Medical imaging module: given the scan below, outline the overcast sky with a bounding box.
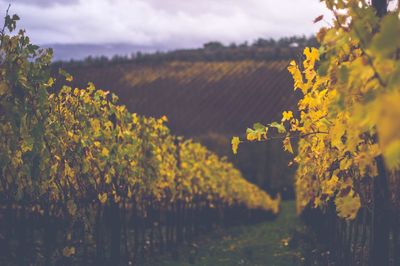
[1,0,332,49]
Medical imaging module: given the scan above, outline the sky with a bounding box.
[0,0,333,49]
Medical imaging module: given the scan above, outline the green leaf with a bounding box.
[268,122,286,134]
[370,14,400,58]
[59,68,73,82]
[253,122,265,131]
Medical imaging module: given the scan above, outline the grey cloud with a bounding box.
[1,0,332,47]
[4,0,78,7]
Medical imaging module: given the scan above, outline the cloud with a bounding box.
[0,0,331,48]
[5,0,78,7]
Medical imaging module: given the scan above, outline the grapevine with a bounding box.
[0,12,279,264]
[233,0,400,220]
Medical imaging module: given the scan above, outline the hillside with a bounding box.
[45,43,162,61]
[51,36,316,63]
[63,58,298,193]
[67,60,299,137]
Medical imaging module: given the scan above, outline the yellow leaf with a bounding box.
[21,141,33,153]
[132,113,139,124]
[114,194,121,203]
[105,174,112,184]
[98,193,108,204]
[231,137,240,154]
[90,119,101,134]
[303,47,319,67]
[383,140,400,170]
[313,196,322,208]
[322,175,339,197]
[335,190,361,220]
[161,115,168,122]
[246,128,266,141]
[64,163,75,178]
[45,78,54,88]
[247,131,257,141]
[288,58,305,93]
[62,246,75,257]
[127,187,132,198]
[339,157,352,171]
[283,137,294,154]
[101,148,109,157]
[67,200,77,216]
[330,120,346,148]
[282,111,293,122]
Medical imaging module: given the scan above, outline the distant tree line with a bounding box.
[52,35,317,69]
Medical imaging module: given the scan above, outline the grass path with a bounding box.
[148,201,308,266]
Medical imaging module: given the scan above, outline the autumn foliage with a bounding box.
[0,12,279,264]
[233,0,400,220]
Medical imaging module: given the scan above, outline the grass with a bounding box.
[145,201,311,266]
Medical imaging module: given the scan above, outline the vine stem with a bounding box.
[238,131,329,143]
